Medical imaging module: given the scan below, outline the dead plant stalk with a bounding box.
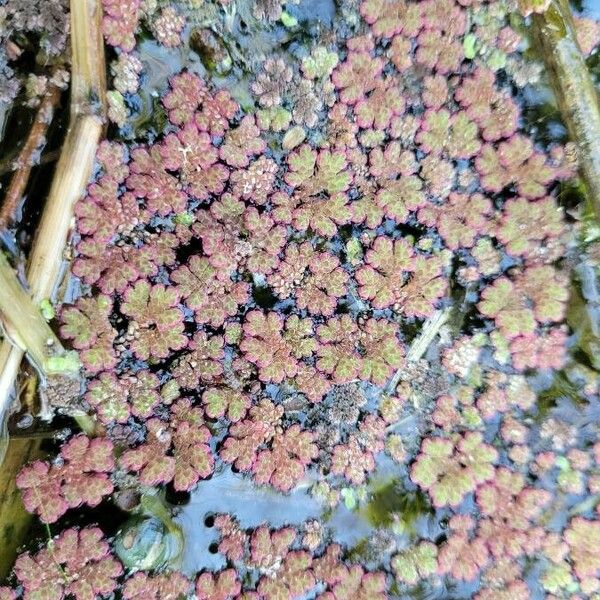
[0,82,62,228]
[0,0,106,436]
[532,0,600,219]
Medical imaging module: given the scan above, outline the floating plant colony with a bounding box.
[2,0,600,598]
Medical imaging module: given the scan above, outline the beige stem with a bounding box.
[385,308,451,395]
[0,0,106,444]
[27,116,103,302]
[69,0,108,120]
[0,0,107,578]
[0,252,80,376]
[533,0,600,219]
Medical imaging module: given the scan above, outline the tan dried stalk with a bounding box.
[0,0,107,577]
[69,0,107,120]
[532,0,600,219]
[0,252,80,377]
[385,308,451,395]
[0,0,107,441]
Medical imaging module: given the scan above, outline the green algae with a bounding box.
[361,478,430,532]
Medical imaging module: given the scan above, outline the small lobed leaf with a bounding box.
[196,569,241,600]
[202,387,251,422]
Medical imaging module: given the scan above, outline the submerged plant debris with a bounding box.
[2,0,600,598]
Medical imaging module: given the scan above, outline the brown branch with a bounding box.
[532,0,600,220]
[0,84,63,229]
[0,149,61,178]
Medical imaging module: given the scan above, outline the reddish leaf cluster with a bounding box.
[316,315,405,385]
[356,237,447,317]
[119,399,214,491]
[172,256,249,327]
[102,0,140,51]
[410,432,498,507]
[158,122,229,201]
[196,569,241,600]
[417,193,492,250]
[14,527,123,600]
[475,468,552,560]
[478,266,569,339]
[268,242,349,315]
[209,518,389,599]
[437,515,489,582]
[123,572,192,599]
[121,281,187,360]
[60,295,118,374]
[476,135,557,199]
[455,67,519,142]
[494,196,565,262]
[17,436,114,523]
[72,230,180,295]
[332,49,384,105]
[280,145,353,236]
[331,435,376,485]
[240,312,314,384]
[564,517,600,594]
[220,399,316,491]
[75,142,140,243]
[171,331,224,389]
[86,370,161,424]
[150,6,186,48]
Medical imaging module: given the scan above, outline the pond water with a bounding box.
[1,0,600,599]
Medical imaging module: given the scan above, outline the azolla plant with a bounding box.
[3,0,600,598]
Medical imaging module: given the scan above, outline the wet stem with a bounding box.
[385,308,451,395]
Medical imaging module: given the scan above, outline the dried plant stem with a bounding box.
[0,83,62,228]
[27,116,103,299]
[406,308,451,362]
[385,308,451,395]
[0,0,106,440]
[0,0,106,576]
[0,252,80,377]
[0,148,61,177]
[532,0,600,220]
[0,345,22,421]
[0,117,102,430]
[69,0,107,120]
